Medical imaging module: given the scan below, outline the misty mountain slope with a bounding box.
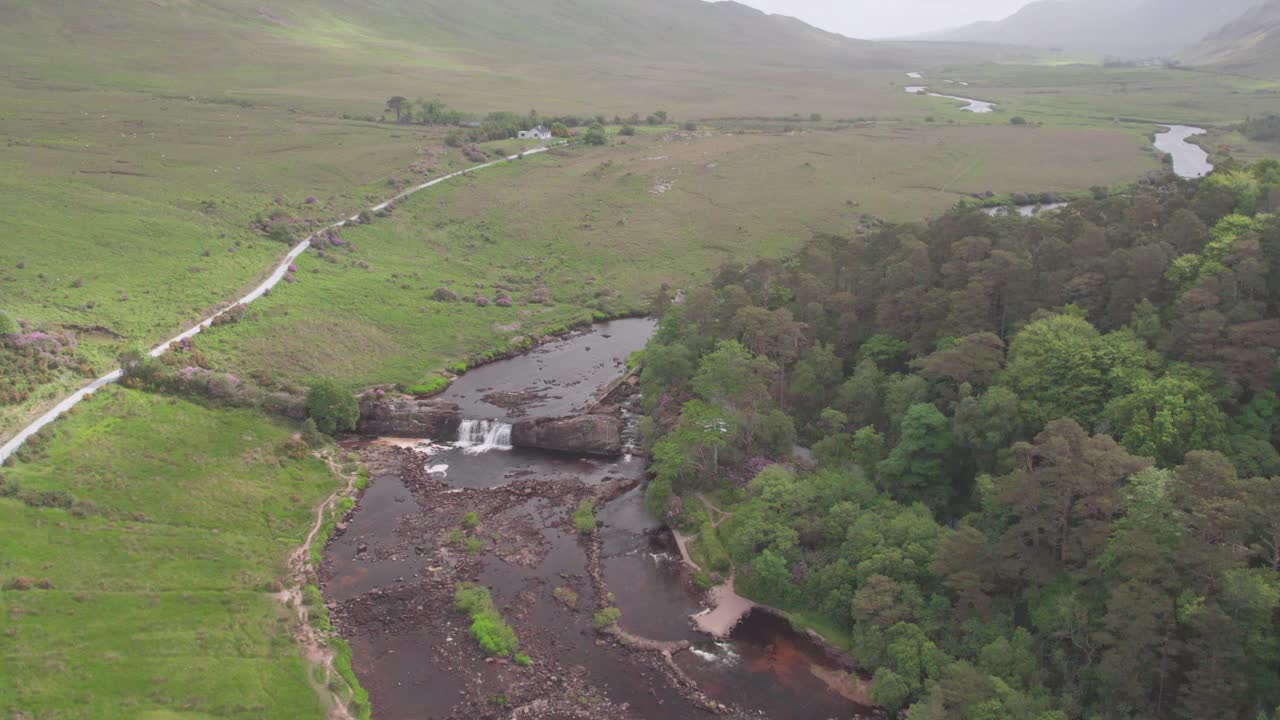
[929,0,1262,58]
[0,0,904,97]
[1182,0,1280,77]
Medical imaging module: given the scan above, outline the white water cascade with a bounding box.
[456,420,513,455]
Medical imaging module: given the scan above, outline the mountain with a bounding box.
[1182,0,1280,77]
[0,0,912,112]
[929,0,1263,58]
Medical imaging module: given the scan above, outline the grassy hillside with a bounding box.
[1182,0,1280,78]
[0,0,911,114]
[0,388,345,719]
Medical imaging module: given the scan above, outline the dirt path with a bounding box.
[0,144,560,464]
[272,450,364,720]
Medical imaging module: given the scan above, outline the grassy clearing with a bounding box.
[916,63,1280,128]
[0,387,339,719]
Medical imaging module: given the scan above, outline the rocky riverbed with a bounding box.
[321,319,877,719]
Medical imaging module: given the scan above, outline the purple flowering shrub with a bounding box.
[2,328,90,405]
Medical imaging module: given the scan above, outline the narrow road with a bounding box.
[0,145,557,464]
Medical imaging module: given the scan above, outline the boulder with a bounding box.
[511,415,622,457]
[357,397,462,438]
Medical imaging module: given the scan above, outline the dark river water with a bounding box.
[324,318,871,719]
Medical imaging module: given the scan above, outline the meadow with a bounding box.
[192,122,1156,391]
[0,388,341,719]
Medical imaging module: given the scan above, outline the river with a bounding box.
[322,319,873,719]
[1154,125,1214,179]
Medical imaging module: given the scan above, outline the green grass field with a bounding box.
[0,388,338,719]
[190,122,1157,391]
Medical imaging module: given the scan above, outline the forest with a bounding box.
[638,160,1280,719]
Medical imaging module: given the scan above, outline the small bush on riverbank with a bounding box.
[454,583,520,657]
[572,498,597,534]
[306,378,358,435]
[404,375,449,396]
[553,585,579,609]
[592,607,621,629]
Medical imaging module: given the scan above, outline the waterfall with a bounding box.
[456,419,513,455]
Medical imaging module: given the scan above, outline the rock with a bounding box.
[475,296,490,307]
[511,415,622,457]
[356,397,462,439]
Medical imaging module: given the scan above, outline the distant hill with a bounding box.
[1181,0,1280,77]
[0,0,918,114]
[928,0,1262,58]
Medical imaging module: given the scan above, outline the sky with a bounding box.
[712,0,1037,39]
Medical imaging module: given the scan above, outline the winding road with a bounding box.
[0,145,557,464]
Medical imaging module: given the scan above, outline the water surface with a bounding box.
[1154,125,1213,179]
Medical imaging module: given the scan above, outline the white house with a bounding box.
[518,125,553,141]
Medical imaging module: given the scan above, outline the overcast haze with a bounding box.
[713,0,1037,38]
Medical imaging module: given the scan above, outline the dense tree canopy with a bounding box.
[638,161,1280,720]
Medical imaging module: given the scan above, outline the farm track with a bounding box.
[0,145,557,464]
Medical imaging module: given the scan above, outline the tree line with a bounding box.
[380,97,678,143]
[637,159,1280,719]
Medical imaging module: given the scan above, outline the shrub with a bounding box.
[1010,116,1028,125]
[306,379,359,435]
[454,584,519,657]
[584,124,607,146]
[514,652,532,667]
[301,418,325,448]
[433,287,459,302]
[553,586,579,609]
[0,312,17,336]
[405,375,449,396]
[463,537,485,556]
[593,607,622,629]
[461,511,480,529]
[572,498,597,534]
[619,125,636,136]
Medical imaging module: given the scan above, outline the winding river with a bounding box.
[901,74,1215,182]
[1154,124,1214,179]
[323,319,872,719]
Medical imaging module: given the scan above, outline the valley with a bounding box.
[3,1,1280,719]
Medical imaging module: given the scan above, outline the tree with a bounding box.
[876,403,953,513]
[638,342,694,406]
[691,340,774,412]
[385,96,408,122]
[836,358,885,430]
[913,333,1004,387]
[1103,374,1228,466]
[584,123,607,146]
[306,379,359,435]
[654,110,668,124]
[996,419,1150,583]
[1003,313,1156,427]
[0,310,16,336]
[953,386,1021,472]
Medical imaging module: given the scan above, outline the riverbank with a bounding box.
[320,320,873,719]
